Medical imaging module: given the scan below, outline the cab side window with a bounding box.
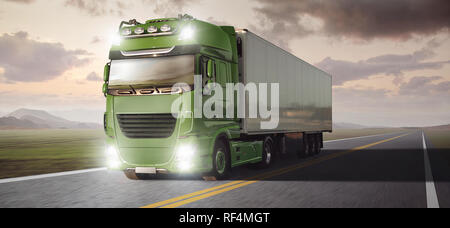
[216,61,230,86]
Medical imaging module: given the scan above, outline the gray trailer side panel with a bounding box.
[238,31,332,134]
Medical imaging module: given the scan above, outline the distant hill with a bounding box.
[422,124,450,130]
[333,122,369,129]
[1,108,102,130]
[0,116,46,129]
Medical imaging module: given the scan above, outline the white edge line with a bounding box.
[324,131,404,143]
[0,167,107,184]
[422,131,440,208]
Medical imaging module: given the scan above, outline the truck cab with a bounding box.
[103,15,331,180]
[103,15,257,179]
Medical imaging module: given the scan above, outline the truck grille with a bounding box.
[117,114,177,138]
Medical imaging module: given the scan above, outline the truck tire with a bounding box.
[310,135,317,156]
[299,134,310,158]
[315,134,322,155]
[211,138,231,180]
[259,136,274,168]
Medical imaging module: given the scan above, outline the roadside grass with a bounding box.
[424,129,450,149]
[323,128,411,141]
[0,129,105,179]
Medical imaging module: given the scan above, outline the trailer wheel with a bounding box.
[310,135,317,156]
[259,136,274,168]
[299,135,310,158]
[315,134,322,155]
[211,138,231,180]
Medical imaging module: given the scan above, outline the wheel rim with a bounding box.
[265,143,272,164]
[215,149,226,174]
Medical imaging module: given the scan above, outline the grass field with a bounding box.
[424,129,450,148]
[323,128,411,141]
[0,129,105,179]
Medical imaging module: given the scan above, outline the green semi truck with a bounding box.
[103,15,332,180]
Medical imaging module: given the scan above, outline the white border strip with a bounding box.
[0,167,107,184]
[422,132,440,208]
[324,132,402,143]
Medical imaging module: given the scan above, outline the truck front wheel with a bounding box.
[259,136,274,168]
[212,139,231,179]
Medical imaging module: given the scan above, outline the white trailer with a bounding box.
[236,30,332,135]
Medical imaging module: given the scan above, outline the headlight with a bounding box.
[147,25,158,33]
[176,145,195,161]
[160,24,171,32]
[134,27,145,35]
[106,146,121,168]
[179,26,194,40]
[176,145,195,171]
[178,161,192,171]
[121,28,132,36]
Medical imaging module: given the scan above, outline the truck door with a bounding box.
[216,60,232,119]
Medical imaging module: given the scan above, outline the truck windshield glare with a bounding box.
[109,55,194,86]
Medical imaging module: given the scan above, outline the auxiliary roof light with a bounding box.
[160,24,172,32]
[179,26,194,40]
[147,25,158,33]
[134,27,145,35]
[111,33,122,46]
[121,27,132,36]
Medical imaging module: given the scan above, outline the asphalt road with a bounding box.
[0,130,449,208]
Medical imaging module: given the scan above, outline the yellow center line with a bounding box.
[142,132,411,208]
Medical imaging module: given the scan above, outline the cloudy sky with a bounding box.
[0,0,449,127]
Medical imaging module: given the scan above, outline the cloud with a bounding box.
[253,0,450,43]
[145,0,200,17]
[206,17,230,26]
[0,31,91,82]
[90,36,103,44]
[64,0,197,18]
[86,72,102,81]
[3,0,36,4]
[64,0,128,16]
[398,76,450,96]
[315,40,450,85]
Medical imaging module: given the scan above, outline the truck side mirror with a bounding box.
[207,60,213,78]
[102,83,108,97]
[104,63,110,82]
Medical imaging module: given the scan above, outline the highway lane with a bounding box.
[0,131,448,208]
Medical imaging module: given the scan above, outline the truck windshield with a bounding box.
[109,55,194,86]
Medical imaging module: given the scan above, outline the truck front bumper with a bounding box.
[105,135,214,175]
